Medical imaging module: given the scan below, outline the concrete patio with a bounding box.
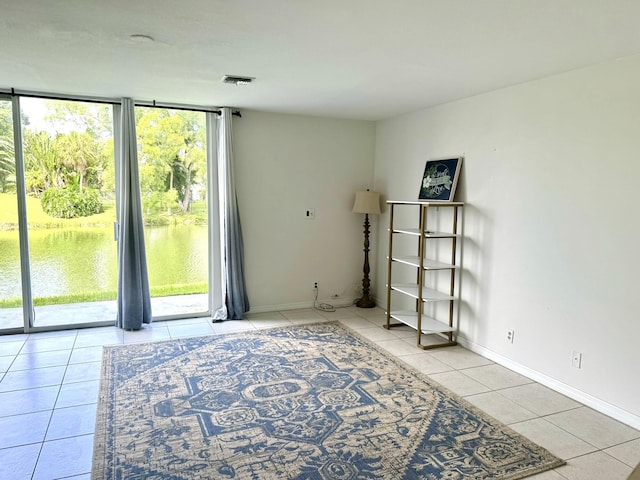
[0,294,208,332]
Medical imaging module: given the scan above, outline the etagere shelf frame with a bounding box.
[384,200,463,349]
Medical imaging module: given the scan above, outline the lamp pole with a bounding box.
[356,213,375,308]
[353,190,380,308]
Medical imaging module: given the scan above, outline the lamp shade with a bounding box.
[352,190,381,215]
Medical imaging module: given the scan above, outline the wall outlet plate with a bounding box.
[572,351,582,369]
[506,330,515,343]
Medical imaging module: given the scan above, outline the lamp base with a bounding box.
[356,295,376,308]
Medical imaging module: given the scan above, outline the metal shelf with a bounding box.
[390,284,455,301]
[391,228,457,238]
[389,311,455,333]
[391,256,456,270]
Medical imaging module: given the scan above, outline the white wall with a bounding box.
[374,55,640,427]
[233,110,376,311]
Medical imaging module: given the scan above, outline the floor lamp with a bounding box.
[353,190,381,308]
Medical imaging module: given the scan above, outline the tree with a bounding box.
[0,137,15,193]
[21,99,113,198]
[0,102,13,139]
[56,131,101,192]
[136,108,206,214]
[0,101,31,193]
[173,111,206,212]
[173,145,205,212]
[100,138,116,197]
[23,131,62,195]
[43,100,112,140]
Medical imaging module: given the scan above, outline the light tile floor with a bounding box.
[0,307,638,480]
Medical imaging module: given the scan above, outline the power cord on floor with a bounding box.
[313,286,358,312]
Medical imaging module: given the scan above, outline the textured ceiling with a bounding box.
[2,0,640,120]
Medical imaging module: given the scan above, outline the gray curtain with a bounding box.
[217,107,249,319]
[115,98,152,329]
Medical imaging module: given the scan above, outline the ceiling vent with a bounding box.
[222,75,255,85]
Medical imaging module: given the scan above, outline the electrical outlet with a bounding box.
[572,351,582,369]
[305,208,315,219]
[506,329,515,343]
[313,282,318,290]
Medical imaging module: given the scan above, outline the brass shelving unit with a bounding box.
[384,200,463,349]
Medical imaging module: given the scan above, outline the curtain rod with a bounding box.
[3,88,120,106]
[0,88,241,117]
[136,100,241,117]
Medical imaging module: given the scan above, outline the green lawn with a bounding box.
[0,192,208,230]
[0,283,208,308]
[0,192,115,230]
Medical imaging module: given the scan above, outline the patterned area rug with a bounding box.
[92,322,563,479]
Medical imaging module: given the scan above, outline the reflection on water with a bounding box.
[0,225,208,299]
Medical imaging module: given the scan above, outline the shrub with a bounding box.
[41,187,103,218]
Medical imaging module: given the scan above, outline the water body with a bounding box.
[0,225,208,300]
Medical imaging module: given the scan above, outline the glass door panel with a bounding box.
[21,98,117,328]
[0,98,23,331]
[135,107,209,317]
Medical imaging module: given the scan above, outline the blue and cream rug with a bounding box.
[92,322,563,479]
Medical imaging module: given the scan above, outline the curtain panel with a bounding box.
[216,107,249,319]
[115,99,152,330]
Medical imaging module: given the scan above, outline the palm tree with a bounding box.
[0,137,16,193]
[56,131,99,192]
[23,131,62,195]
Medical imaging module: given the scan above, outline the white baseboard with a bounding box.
[248,302,313,314]
[249,298,357,315]
[457,335,640,431]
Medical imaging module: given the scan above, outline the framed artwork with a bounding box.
[418,157,463,201]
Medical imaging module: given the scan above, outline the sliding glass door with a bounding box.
[0,97,22,331]
[0,95,213,334]
[135,106,209,318]
[21,97,118,329]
